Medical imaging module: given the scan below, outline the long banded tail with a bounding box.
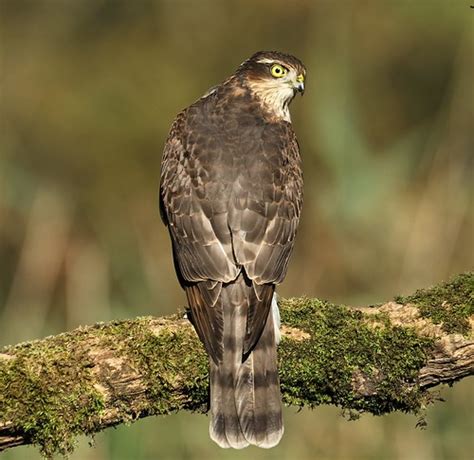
[206,274,283,449]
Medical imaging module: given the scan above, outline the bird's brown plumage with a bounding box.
[159,51,305,448]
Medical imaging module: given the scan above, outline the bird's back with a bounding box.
[159,51,305,449]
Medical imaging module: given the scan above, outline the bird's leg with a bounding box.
[271,293,281,345]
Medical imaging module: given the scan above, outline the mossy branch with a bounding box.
[1,273,473,458]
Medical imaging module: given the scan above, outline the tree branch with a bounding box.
[1,273,473,457]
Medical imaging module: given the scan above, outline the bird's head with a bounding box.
[236,51,306,121]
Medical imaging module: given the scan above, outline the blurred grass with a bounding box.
[0,1,473,459]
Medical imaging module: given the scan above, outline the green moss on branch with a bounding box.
[0,333,105,457]
[0,272,472,458]
[279,298,434,414]
[395,272,474,334]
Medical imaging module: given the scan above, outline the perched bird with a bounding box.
[159,51,305,449]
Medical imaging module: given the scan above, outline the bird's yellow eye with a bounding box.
[270,64,287,78]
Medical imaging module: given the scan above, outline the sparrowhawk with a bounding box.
[159,51,305,448]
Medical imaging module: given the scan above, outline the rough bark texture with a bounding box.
[0,273,472,457]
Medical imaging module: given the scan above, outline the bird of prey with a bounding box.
[159,51,305,449]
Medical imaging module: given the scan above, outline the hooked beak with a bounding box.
[295,74,305,95]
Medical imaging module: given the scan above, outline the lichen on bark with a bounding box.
[278,298,435,415]
[0,332,106,457]
[395,272,474,335]
[0,272,472,458]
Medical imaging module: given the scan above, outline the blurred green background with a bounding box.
[1,1,473,459]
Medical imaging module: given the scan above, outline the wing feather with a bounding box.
[229,124,303,286]
[160,96,303,359]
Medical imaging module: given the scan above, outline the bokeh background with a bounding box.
[1,1,473,459]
